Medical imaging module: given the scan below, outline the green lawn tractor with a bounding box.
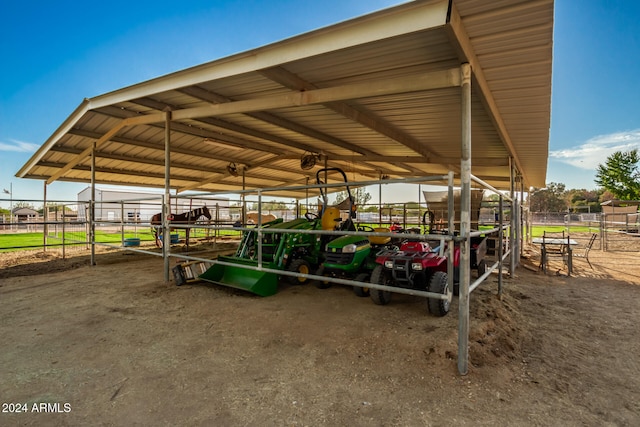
[316,225,398,297]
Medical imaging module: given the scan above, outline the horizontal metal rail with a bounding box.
[469,249,510,294]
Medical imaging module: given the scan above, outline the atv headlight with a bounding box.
[411,263,423,271]
[343,243,357,253]
[384,260,394,269]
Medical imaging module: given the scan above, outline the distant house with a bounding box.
[77,187,229,222]
[12,207,39,223]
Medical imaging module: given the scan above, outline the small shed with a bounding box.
[601,200,640,227]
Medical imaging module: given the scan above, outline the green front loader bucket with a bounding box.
[199,256,279,297]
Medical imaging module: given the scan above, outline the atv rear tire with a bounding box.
[427,271,450,317]
[370,265,392,305]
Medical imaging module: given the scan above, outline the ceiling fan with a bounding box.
[300,152,321,170]
[227,162,239,177]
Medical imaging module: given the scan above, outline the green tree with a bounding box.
[595,149,640,200]
[13,201,35,210]
[566,188,602,213]
[529,182,567,212]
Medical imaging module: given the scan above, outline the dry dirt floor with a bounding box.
[1,233,639,426]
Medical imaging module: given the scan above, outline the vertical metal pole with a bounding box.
[43,182,47,251]
[257,191,263,269]
[418,184,421,231]
[498,195,504,297]
[90,142,96,265]
[62,206,66,260]
[379,174,383,227]
[241,169,246,225]
[509,159,516,276]
[519,176,525,258]
[120,200,125,247]
[215,202,220,243]
[447,171,454,302]
[458,63,472,376]
[163,111,171,282]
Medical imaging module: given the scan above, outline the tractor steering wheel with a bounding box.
[305,212,319,221]
[358,225,375,232]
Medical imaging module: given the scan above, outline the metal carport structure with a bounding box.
[16,0,554,374]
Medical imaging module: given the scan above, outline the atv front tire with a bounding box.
[370,265,392,305]
[427,271,451,317]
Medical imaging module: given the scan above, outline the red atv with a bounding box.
[369,240,453,316]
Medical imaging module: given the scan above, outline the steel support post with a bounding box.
[90,142,96,266]
[43,182,47,251]
[458,63,472,375]
[498,195,504,297]
[257,191,263,269]
[447,171,455,311]
[519,175,525,258]
[163,111,171,282]
[509,159,516,276]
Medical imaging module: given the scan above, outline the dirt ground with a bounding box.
[1,233,639,426]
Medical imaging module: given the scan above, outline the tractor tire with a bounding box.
[314,265,332,289]
[370,265,392,305]
[287,259,311,285]
[353,273,370,297]
[427,271,451,317]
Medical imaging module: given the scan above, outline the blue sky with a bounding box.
[1,0,639,208]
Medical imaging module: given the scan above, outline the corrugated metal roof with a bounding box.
[17,0,553,199]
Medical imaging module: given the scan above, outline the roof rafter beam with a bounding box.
[175,86,410,173]
[124,98,305,154]
[93,106,288,156]
[49,145,227,174]
[168,68,461,122]
[67,128,255,166]
[258,66,440,162]
[178,86,372,156]
[38,161,197,182]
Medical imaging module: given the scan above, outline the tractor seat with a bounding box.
[369,227,391,245]
[321,207,341,230]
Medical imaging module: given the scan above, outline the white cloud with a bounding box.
[550,129,640,169]
[0,139,39,153]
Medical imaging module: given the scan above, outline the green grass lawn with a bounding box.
[0,230,156,251]
[0,223,598,252]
